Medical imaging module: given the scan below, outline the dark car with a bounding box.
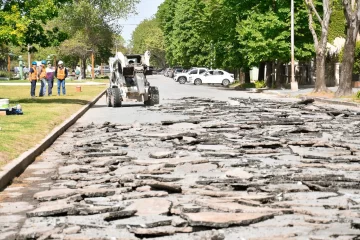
[169,68,183,78]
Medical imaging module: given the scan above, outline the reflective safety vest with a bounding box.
[30,67,37,80]
[40,66,46,79]
[57,68,65,80]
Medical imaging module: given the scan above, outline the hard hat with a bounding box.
[58,60,64,65]
[32,61,37,65]
[41,60,46,65]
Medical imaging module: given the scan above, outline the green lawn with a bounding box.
[0,85,106,168]
[0,78,109,84]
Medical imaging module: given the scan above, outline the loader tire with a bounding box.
[111,88,122,108]
[106,88,112,107]
[144,86,159,106]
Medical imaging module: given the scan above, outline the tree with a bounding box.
[0,0,70,47]
[328,0,346,43]
[157,0,179,66]
[234,0,314,85]
[131,18,166,68]
[335,0,360,97]
[57,0,137,78]
[305,0,332,92]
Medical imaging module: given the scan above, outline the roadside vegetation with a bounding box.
[0,85,105,167]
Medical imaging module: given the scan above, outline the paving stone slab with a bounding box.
[149,151,175,159]
[225,168,253,180]
[135,180,182,193]
[125,198,172,216]
[79,188,116,197]
[114,215,174,228]
[26,204,75,217]
[103,209,137,221]
[181,212,274,228]
[129,226,193,237]
[33,189,78,201]
[260,184,310,193]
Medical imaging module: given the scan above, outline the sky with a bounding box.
[118,0,165,44]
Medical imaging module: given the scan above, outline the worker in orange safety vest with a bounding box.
[29,61,38,98]
[38,60,47,97]
[54,60,68,96]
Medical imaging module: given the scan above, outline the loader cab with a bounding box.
[126,55,142,66]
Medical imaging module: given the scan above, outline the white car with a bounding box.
[189,69,235,87]
[174,68,208,84]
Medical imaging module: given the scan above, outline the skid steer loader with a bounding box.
[106,51,159,107]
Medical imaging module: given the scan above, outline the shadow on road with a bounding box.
[16,98,90,105]
[92,104,145,109]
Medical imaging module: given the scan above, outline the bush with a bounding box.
[339,41,360,75]
[356,90,360,99]
[239,82,255,89]
[0,71,12,78]
[97,75,109,79]
[254,80,266,89]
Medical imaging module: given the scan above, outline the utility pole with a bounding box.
[291,0,298,91]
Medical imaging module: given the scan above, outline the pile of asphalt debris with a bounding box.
[18,97,360,239]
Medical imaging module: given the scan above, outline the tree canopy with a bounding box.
[131,18,166,68]
[0,0,70,48]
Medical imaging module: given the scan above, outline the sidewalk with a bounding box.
[264,86,360,107]
[265,86,360,97]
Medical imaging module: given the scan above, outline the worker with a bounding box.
[55,60,68,96]
[46,61,55,96]
[29,61,38,98]
[38,60,47,97]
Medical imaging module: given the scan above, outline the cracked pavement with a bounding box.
[1,75,360,240]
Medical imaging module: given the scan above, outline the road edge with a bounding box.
[304,97,360,108]
[0,88,106,191]
[265,90,360,108]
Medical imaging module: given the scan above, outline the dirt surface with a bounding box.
[1,76,360,240]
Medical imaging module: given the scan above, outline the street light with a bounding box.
[291,0,299,91]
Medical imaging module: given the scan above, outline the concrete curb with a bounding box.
[305,97,360,108]
[0,89,106,191]
[264,90,360,108]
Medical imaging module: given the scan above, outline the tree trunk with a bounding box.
[335,0,360,97]
[258,62,265,81]
[313,49,329,92]
[266,61,273,88]
[244,67,250,83]
[305,0,331,93]
[81,58,87,80]
[275,61,283,88]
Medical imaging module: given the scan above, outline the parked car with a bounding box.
[175,67,208,84]
[94,65,110,75]
[189,69,235,87]
[168,67,183,78]
[172,68,184,78]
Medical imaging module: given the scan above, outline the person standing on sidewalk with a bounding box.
[29,61,38,98]
[38,60,47,97]
[46,61,55,96]
[55,60,68,96]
